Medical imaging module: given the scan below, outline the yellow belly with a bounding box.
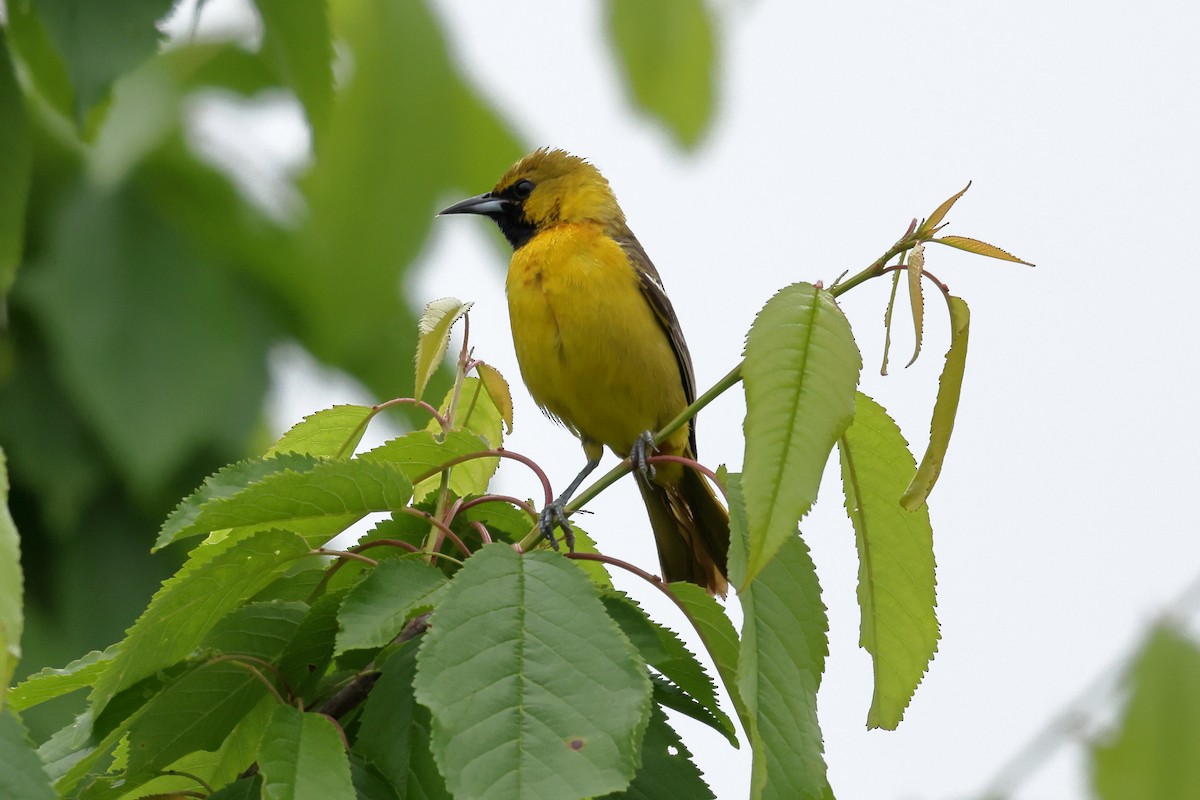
[505,223,688,458]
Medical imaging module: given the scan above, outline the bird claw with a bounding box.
[538,503,576,552]
[632,431,657,481]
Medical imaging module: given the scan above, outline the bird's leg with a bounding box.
[538,456,601,552]
[631,430,657,482]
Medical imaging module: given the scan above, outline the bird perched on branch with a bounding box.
[440,148,730,596]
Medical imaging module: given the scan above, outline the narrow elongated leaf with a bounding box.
[336,559,447,654]
[253,0,334,145]
[905,243,925,368]
[839,393,938,729]
[267,405,375,458]
[0,449,22,700]
[736,530,829,800]
[741,282,862,585]
[475,361,514,434]
[934,235,1034,265]
[413,544,652,800]
[917,181,971,235]
[666,581,748,735]
[606,0,716,148]
[880,268,902,375]
[90,529,310,714]
[0,712,55,800]
[598,705,714,800]
[156,458,413,548]
[0,32,31,297]
[1092,626,1200,799]
[414,298,472,401]
[259,705,355,800]
[902,296,970,510]
[7,646,118,711]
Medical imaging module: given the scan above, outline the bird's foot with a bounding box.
[538,502,576,552]
[632,430,657,481]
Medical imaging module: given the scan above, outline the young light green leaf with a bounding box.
[902,296,970,510]
[880,268,902,376]
[0,713,55,800]
[934,235,1034,266]
[741,282,862,585]
[336,559,447,654]
[735,528,829,800]
[1092,626,1200,799]
[839,392,939,729]
[414,298,472,401]
[917,181,971,235]
[156,458,414,549]
[905,242,925,368]
[0,33,31,297]
[6,645,118,712]
[606,0,716,148]
[0,448,22,701]
[266,405,375,458]
[90,529,311,715]
[597,705,715,800]
[364,428,491,503]
[259,705,355,800]
[475,360,514,434]
[413,544,652,800]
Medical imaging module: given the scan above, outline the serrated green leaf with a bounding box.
[278,589,345,698]
[598,705,714,800]
[267,405,375,458]
[413,544,652,800]
[0,712,54,800]
[905,243,925,368]
[880,268,902,376]
[209,774,263,800]
[606,0,716,148]
[839,393,938,729]
[30,0,175,123]
[7,645,118,712]
[901,295,970,510]
[260,705,355,800]
[156,458,413,549]
[90,529,311,715]
[665,581,748,736]
[741,282,862,586]
[933,235,1034,265]
[336,559,447,655]
[917,181,971,235]
[1092,626,1200,800]
[0,449,22,703]
[647,674,730,746]
[419,376,503,499]
[414,298,472,401]
[735,521,829,800]
[601,592,735,745]
[363,428,491,504]
[475,361,514,434]
[252,0,334,145]
[0,32,31,298]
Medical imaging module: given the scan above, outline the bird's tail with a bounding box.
[638,466,730,596]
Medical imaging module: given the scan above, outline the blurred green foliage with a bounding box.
[0,0,718,738]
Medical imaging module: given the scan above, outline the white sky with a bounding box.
[183,1,1200,798]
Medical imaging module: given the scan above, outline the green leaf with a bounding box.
[267,405,375,458]
[30,0,175,124]
[905,242,925,368]
[414,298,472,401]
[7,646,117,712]
[90,529,311,715]
[209,775,263,800]
[413,544,652,800]
[606,0,716,148]
[4,1,73,119]
[839,393,938,729]
[0,449,22,702]
[933,235,1035,266]
[0,712,55,800]
[600,591,736,745]
[475,361,514,434]
[880,268,902,376]
[735,524,829,800]
[917,181,971,235]
[1092,626,1200,799]
[252,0,334,145]
[741,282,862,585]
[155,458,414,549]
[18,183,271,495]
[278,589,345,698]
[336,559,447,655]
[598,705,714,799]
[259,705,355,800]
[363,428,492,504]
[664,581,749,735]
[0,32,31,298]
[901,295,969,510]
[414,377,503,500]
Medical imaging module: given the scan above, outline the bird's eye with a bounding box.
[513,179,535,200]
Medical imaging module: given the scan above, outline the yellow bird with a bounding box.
[440,149,729,595]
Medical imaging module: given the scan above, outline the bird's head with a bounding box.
[439,148,624,250]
